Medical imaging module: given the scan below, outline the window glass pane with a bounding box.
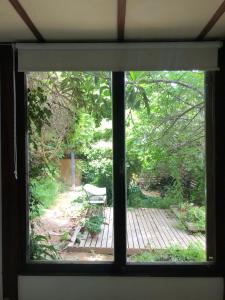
[27,72,113,262]
[125,71,206,263]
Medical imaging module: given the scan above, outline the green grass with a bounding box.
[130,243,205,263]
[127,183,182,209]
[127,190,177,209]
[31,178,64,213]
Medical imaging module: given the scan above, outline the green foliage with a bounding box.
[126,71,205,206]
[73,194,88,204]
[185,206,205,226]
[28,80,61,219]
[30,228,60,260]
[127,182,152,207]
[179,203,205,230]
[27,86,52,136]
[82,147,113,205]
[84,215,104,236]
[29,178,63,219]
[159,181,184,208]
[66,112,96,156]
[27,70,208,261]
[131,243,205,262]
[127,182,180,209]
[29,180,42,219]
[28,71,206,230]
[59,232,70,242]
[142,195,178,209]
[60,72,112,126]
[28,84,56,179]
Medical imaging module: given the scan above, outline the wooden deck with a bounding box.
[67,207,205,254]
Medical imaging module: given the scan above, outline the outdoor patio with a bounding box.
[67,207,205,255]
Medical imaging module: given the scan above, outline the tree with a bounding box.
[126,71,205,204]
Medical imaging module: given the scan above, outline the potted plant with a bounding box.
[84,215,104,238]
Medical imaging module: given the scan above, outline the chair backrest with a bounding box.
[83,184,106,196]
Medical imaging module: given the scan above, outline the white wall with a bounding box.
[19,276,223,300]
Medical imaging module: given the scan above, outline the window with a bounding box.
[27,70,208,264]
[2,42,223,275]
[125,71,206,263]
[27,71,114,262]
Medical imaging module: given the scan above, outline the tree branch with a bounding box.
[128,79,204,97]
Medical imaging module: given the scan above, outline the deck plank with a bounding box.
[71,207,206,253]
[155,209,186,247]
[150,209,173,248]
[134,209,150,249]
[131,209,145,249]
[100,207,110,248]
[127,210,134,248]
[164,211,192,247]
[133,209,148,249]
[140,208,161,249]
[143,208,166,249]
[161,209,205,248]
[139,208,158,249]
[128,209,140,249]
[106,207,113,248]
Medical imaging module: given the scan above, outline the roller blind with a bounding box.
[16,42,222,72]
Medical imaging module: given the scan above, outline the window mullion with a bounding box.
[112,71,127,268]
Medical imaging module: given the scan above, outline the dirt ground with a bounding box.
[34,189,84,241]
[61,252,113,261]
[33,188,113,261]
[141,189,161,197]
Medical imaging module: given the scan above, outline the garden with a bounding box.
[28,70,206,262]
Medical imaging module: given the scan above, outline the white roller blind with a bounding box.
[16,42,222,72]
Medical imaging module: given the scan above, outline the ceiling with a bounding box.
[1,0,225,42]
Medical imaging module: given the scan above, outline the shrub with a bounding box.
[127,182,144,207]
[30,227,60,260]
[143,196,178,209]
[84,215,104,237]
[179,203,205,230]
[29,180,43,219]
[127,182,178,209]
[29,177,64,218]
[73,193,88,204]
[131,243,205,263]
[82,148,113,205]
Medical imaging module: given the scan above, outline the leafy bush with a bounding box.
[179,203,205,230]
[127,182,179,209]
[131,243,205,262]
[82,148,113,205]
[84,215,104,236]
[73,193,88,204]
[30,228,60,260]
[29,178,64,218]
[127,182,145,207]
[59,231,70,242]
[29,180,42,219]
[141,195,178,209]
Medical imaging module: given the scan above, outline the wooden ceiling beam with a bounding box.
[197,0,225,40]
[8,0,45,42]
[118,0,126,41]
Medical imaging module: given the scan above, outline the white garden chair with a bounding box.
[83,184,107,205]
